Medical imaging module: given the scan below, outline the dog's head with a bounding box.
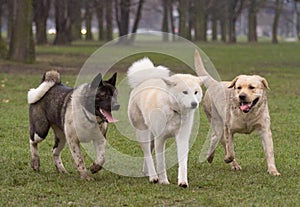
[89,72,120,122]
[163,74,203,111]
[228,75,269,113]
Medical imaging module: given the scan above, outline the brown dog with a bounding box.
[195,50,280,176]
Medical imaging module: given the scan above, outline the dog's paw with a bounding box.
[31,158,40,172]
[159,179,170,185]
[224,155,234,163]
[268,167,280,176]
[178,181,189,188]
[149,176,159,184]
[80,173,94,181]
[90,163,102,174]
[230,161,242,171]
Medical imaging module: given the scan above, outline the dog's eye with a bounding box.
[182,91,188,95]
[194,91,198,95]
[236,86,242,90]
[249,86,255,90]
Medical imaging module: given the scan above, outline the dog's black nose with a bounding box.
[191,102,198,109]
[112,103,120,111]
[239,94,247,100]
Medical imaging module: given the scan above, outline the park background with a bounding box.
[0,1,299,206]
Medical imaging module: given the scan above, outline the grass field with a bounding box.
[0,41,299,207]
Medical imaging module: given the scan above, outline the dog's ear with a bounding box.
[228,76,239,88]
[259,76,270,89]
[162,78,176,87]
[107,72,117,86]
[90,73,103,88]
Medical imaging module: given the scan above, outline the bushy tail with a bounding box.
[28,70,61,104]
[127,57,170,88]
[194,50,218,88]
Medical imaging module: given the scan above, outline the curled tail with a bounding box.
[127,57,170,88]
[28,70,61,104]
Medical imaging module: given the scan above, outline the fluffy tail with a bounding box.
[28,70,61,104]
[194,50,219,88]
[127,57,170,88]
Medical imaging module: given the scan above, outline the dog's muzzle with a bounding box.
[239,97,259,113]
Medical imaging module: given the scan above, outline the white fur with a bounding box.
[127,57,170,88]
[127,58,203,187]
[28,81,55,104]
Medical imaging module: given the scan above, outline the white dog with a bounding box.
[127,58,203,187]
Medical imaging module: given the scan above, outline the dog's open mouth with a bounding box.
[239,98,259,113]
[100,109,118,123]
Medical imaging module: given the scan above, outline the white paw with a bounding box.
[268,166,280,176]
[159,179,170,185]
[178,181,188,188]
[149,176,159,183]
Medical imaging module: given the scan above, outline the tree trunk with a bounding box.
[85,0,93,40]
[178,0,189,39]
[129,0,144,42]
[272,0,283,44]
[95,0,104,41]
[169,0,176,41]
[54,0,71,45]
[9,0,35,63]
[70,0,82,41]
[105,0,113,41]
[162,0,169,41]
[211,13,218,41]
[294,0,300,41]
[194,0,206,41]
[0,36,7,59]
[33,0,51,45]
[247,0,258,43]
[228,18,237,43]
[115,0,131,43]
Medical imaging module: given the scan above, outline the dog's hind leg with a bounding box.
[30,133,45,171]
[52,126,68,173]
[29,118,49,172]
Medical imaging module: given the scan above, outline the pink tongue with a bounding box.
[102,110,118,123]
[240,103,251,111]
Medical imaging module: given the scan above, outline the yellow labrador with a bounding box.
[194,50,280,176]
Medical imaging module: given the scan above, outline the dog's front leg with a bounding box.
[137,130,158,183]
[223,125,235,163]
[175,133,189,188]
[90,135,106,174]
[258,124,280,176]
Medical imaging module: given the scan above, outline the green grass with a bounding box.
[0,42,300,206]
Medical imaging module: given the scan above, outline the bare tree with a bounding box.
[95,0,104,41]
[295,0,300,40]
[70,0,82,41]
[54,0,72,45]
[178,0,189,39]
[272,0,284,44]
[129,0,145,42]
[85,0,93,40]
[33,0,51,45]
[162,0,170,41]
[9,0,35,63]
[105,0,113,41]
[247,0,266,43]
[228,0,247,43]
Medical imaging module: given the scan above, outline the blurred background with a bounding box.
[0,0,300,62]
